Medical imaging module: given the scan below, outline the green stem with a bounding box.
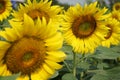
[73,52,77,77]
[77,54,85,64]
[63,61,72,72]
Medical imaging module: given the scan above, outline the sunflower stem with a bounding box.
[73,52,77,77]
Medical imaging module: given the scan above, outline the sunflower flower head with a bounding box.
[113,2,120,11]
[0,14,66,80]
[62,2,109,54]
[110,10,120,21]
[0,0,12,21]
[102,18,120,48]
[12,0,63,23]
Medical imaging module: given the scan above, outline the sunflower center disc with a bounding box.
[105,25,112,39]
[4,37,46,75]
[72,15,96,38]
[79,22,91,32]
[115,5,120,10]
[0,1,5,14]
[22,51,33,61]
[28,9,49,22]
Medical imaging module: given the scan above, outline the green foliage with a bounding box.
[56,44,120,80]
[0,73,20,80]
[90,46,120,59]
[62,73,77,80]
[91,66,120,80]
[50,71,59,79]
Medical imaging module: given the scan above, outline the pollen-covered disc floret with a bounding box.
[0,14,66,80]
[62,2,109,53]
[0,0,12,21]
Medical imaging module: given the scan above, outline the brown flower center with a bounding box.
[115,4,120,10]
[105,25,112,39]
[27,9,49,22]
[4,37,46,75]
[112,14,119,20]
[0,1,5,14]
[72,15,96,38]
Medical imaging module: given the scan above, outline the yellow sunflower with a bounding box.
[113,2,120,11]
[12,0,62,23]
[101,18,120,48]
[0,14,66,80]
[110,10,120,21]
[0,0,12,21]
[62,2,109,54]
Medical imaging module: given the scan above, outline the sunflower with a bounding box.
[110,10,120,21]
[12,0,62,23]
[113,2,120,11]
[62,2,109,53]
[0,0,12,21]
[101,18,120,48]
[0,14,66,80]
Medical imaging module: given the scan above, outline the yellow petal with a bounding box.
[38,68,51,80]
[45,60,62,69]
[23,14,35,35]
[0,41,11,61]
[0,28,19,42]
[46,51,66,62]
[0,64,11,76]
[16,76,29,80]
[43,64,54,74]
[31,71,42,80]
[45,33,63,50]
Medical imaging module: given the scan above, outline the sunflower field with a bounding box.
[0,0,120,80]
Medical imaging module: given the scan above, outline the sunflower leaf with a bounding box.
[0,73,20,80]
[90,66,120,80]
[62,73,77,80]
[89,46,120,59]
[61,45,73,60]
[50,71,59,79]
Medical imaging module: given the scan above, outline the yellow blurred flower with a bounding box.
[0,14,66,80]
[110,10,120,21]
[113,2,120,11]
[62,2,109,53]
[102,18,120,47]
[0,0,12,21]
[12,0,62,23]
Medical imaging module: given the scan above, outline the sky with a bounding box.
[56,0,96,6]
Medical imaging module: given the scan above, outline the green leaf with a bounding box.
[90,70,110,80]
[106,66,120,80]
[0,73,20,80]
[77,61,90,69]
[111,45,120,53]
[97,63,109,69]
[61,45,73,60]
[90,66,120,80]
[90,46,120,59]
[90,74,109,80]
[62,73,77,80]
[50,71,59,79]
[61,45,73,53]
